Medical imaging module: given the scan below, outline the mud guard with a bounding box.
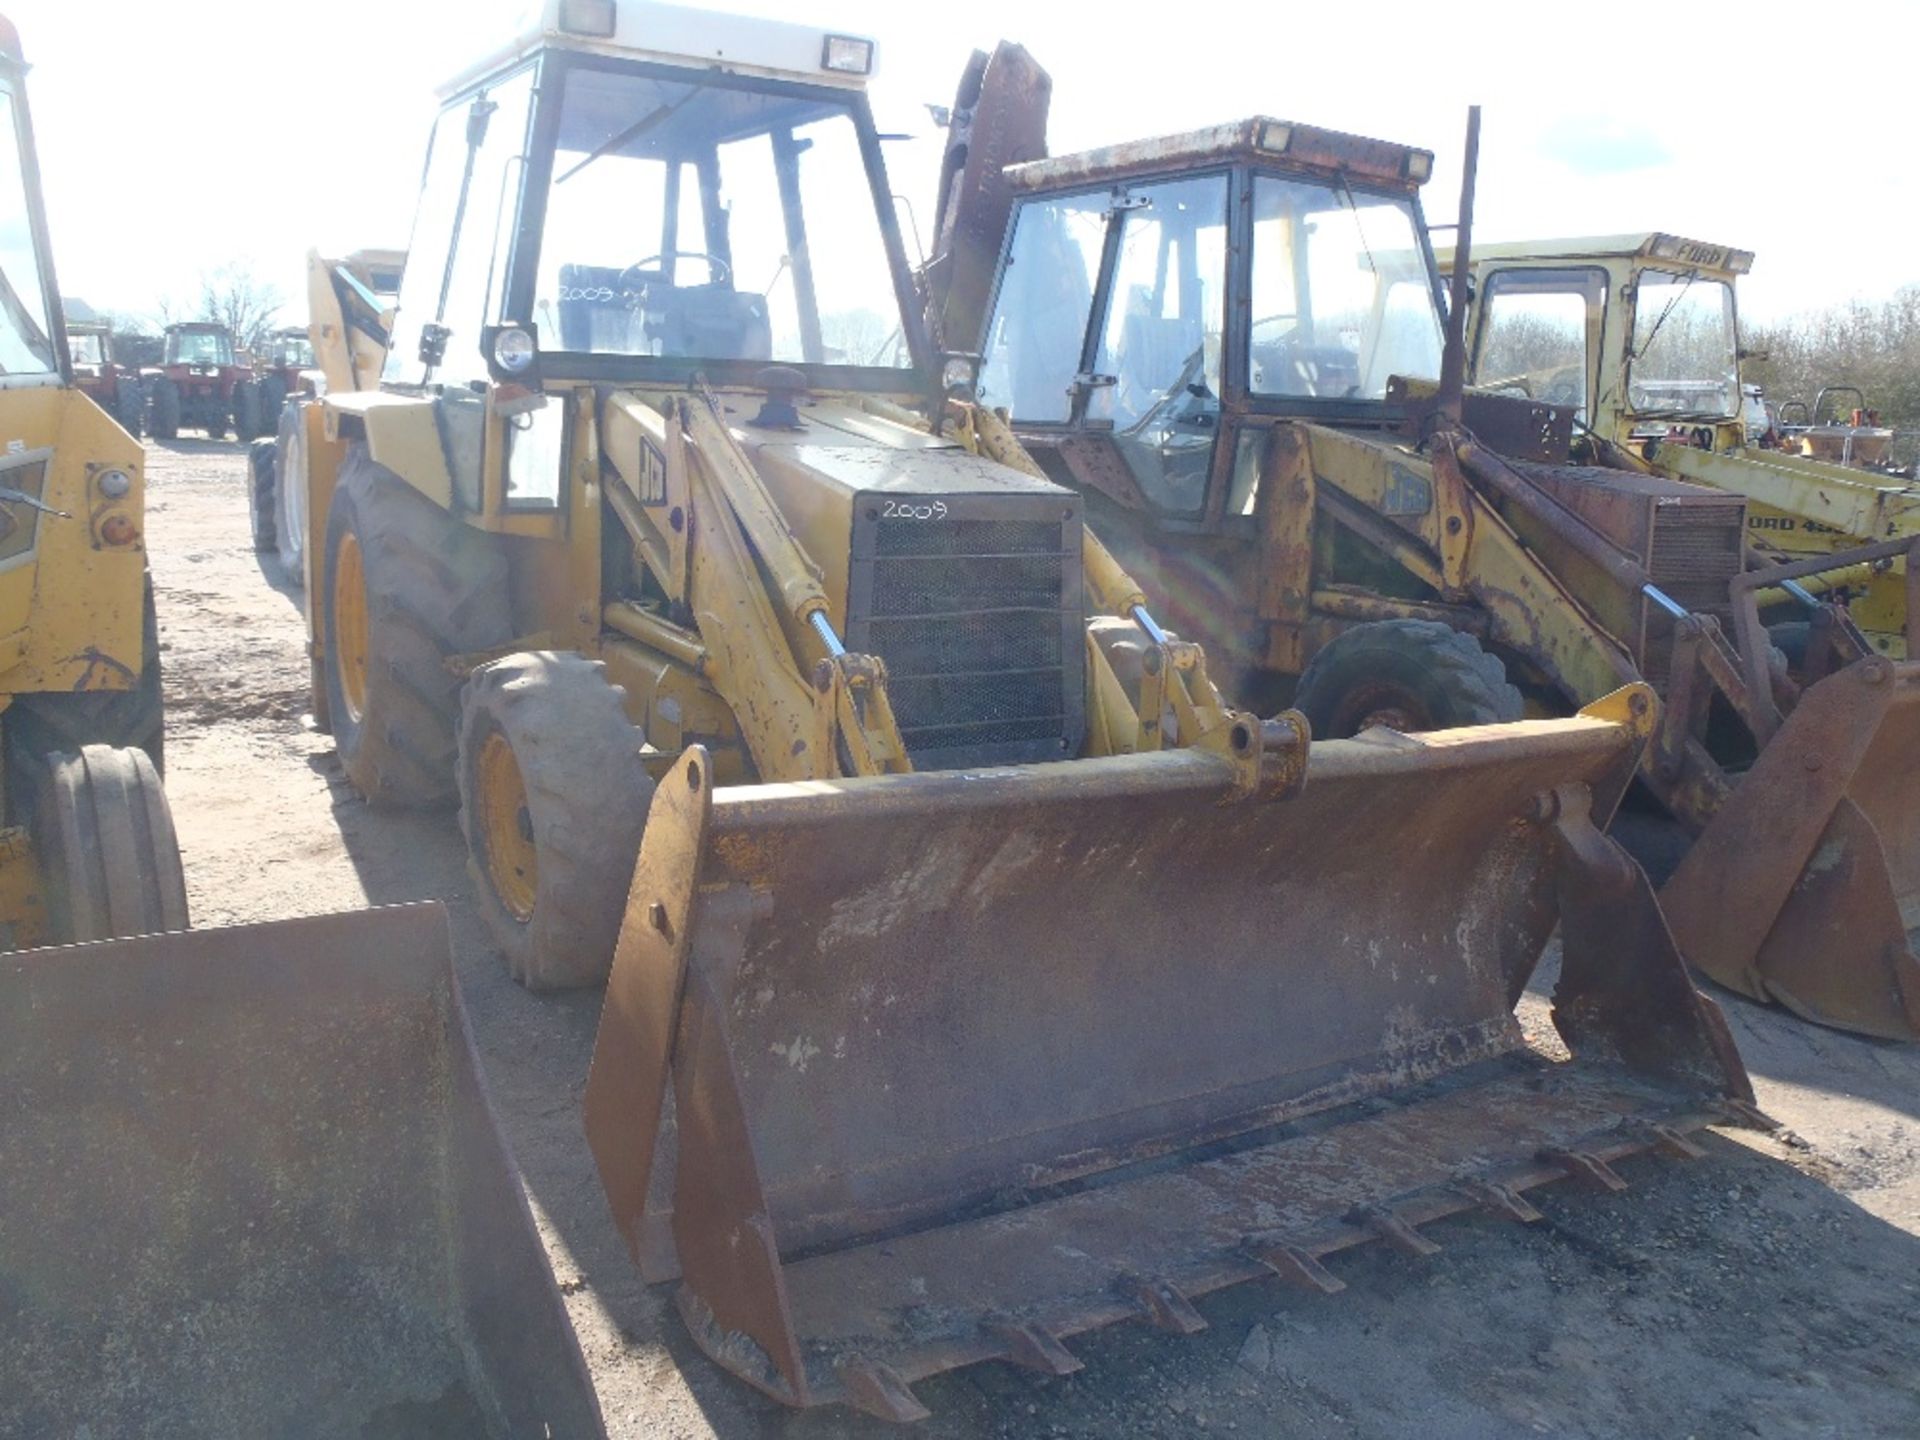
[0,904,606,1440]
[1661,655,1920,1039]
[584,691,1754,1419]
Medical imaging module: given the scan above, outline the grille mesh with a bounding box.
[853,510,1081,768]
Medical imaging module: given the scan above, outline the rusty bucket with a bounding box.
[585,692,1754,1421]
[0,904,605,1440]
[1662,655,1920,1039]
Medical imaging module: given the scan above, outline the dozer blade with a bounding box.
[0,904,606,1440]
[584,694,1754,1421]
[1662,656,1920,1039]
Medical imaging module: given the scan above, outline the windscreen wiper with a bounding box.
[557,84,707,184]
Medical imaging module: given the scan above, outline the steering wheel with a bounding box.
[617,252,732,297]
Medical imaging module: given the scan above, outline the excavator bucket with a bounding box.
[0,904,606,1440]
[584,692,1756,1421]
[1662,656,1920,1039]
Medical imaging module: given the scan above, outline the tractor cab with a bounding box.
[976,119,1447,528]
[163,322,237,370]
[1449,234,1752,449]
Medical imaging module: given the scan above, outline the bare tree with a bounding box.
[195,262,284,354]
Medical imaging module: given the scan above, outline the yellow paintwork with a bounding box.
[325,391,454,508]
[0,385,147,696]
[307,249,394,396]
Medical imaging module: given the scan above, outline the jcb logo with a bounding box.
[1381,465,1432,516]
[636,436,667,504]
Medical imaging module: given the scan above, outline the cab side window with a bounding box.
[1473,267,1607,421]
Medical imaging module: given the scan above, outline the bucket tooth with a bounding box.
[988,1322,1083,1377]
[1456,1177,1545,1224]
[1647,1124,1708,1161]
[1539,1148,1629,1193]
[1714,1096,1780,1131]
[1349,1204,1442,1258]
[1250,1243,1347,1295]
[1130,1277,1207,1335]
[840,1357,931,1424]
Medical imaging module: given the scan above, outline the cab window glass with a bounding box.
[1088,173,1228,514]
[0,84,56,377]
[385,68,536,386]
[1474,266,1606,418]
[1629,272,1737,418]
[976,189,1107,422]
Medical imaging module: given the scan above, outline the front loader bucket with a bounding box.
[1662,656,1920,1039]
[0,905,605,1440]
[585,694,1755,1421]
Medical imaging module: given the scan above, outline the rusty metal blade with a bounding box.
[1661,656,1920,1038]
[0,905,605,1440]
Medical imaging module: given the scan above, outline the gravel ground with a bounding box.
[146,436,1920,1439]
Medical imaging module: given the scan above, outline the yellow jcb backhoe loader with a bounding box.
[939,63,1920,1040]
[269,1,1764,1415]
[0,21,606,1435]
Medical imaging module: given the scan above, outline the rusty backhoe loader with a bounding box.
[0,21,605,1435]
[936,62,1920,1041]
[254,1,1764,1415]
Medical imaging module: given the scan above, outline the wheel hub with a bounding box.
[478,729,538,924]
[333,532,370,725]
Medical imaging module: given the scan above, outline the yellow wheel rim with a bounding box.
[478,729,538,923]
[334,531,370,725]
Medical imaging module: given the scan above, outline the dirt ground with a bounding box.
[146,436,1920,1439]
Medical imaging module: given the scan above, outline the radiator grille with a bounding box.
[1643,497,1746,687]
[848,501,1085,769]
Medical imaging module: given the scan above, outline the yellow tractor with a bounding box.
[0,17,180,944]
[275,1,1765,1416]
[1451,235,1920,661]
[941,73,1920,1041]
[0,20,608,1435]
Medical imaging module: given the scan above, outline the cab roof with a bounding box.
[439,0,878,100]
[1442,233,1753,276]
[1006,117,1434,194]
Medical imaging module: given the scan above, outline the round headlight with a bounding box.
[942,355,978,396]
[492,327,537,376]
[97,468,132,500]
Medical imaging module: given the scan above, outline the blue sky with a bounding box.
[11,0,1915,328]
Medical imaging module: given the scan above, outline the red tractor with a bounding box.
[64,321,143,437]
[144,322,264,441]
[252,325,316,431]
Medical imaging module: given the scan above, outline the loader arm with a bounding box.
[601,387,909,781]
[1297,422,1639,705]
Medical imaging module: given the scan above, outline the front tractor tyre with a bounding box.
[322,448,510,807]
[33,745,189,944]
[116,384,145,439]
[1292,619,1523,738]
[148,378,181,440]
[457,652,655,991]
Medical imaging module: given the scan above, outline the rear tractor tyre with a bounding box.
[247,438,278,552]
[32,744,189,944]
[273,400,307,584]
[1293,619,1523,738]
[232,381,263,442]
[457,652,655,991]
[260,376,288,427]
[116,384,144,439]
[148,378,180,441]
[322,447,511,806]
